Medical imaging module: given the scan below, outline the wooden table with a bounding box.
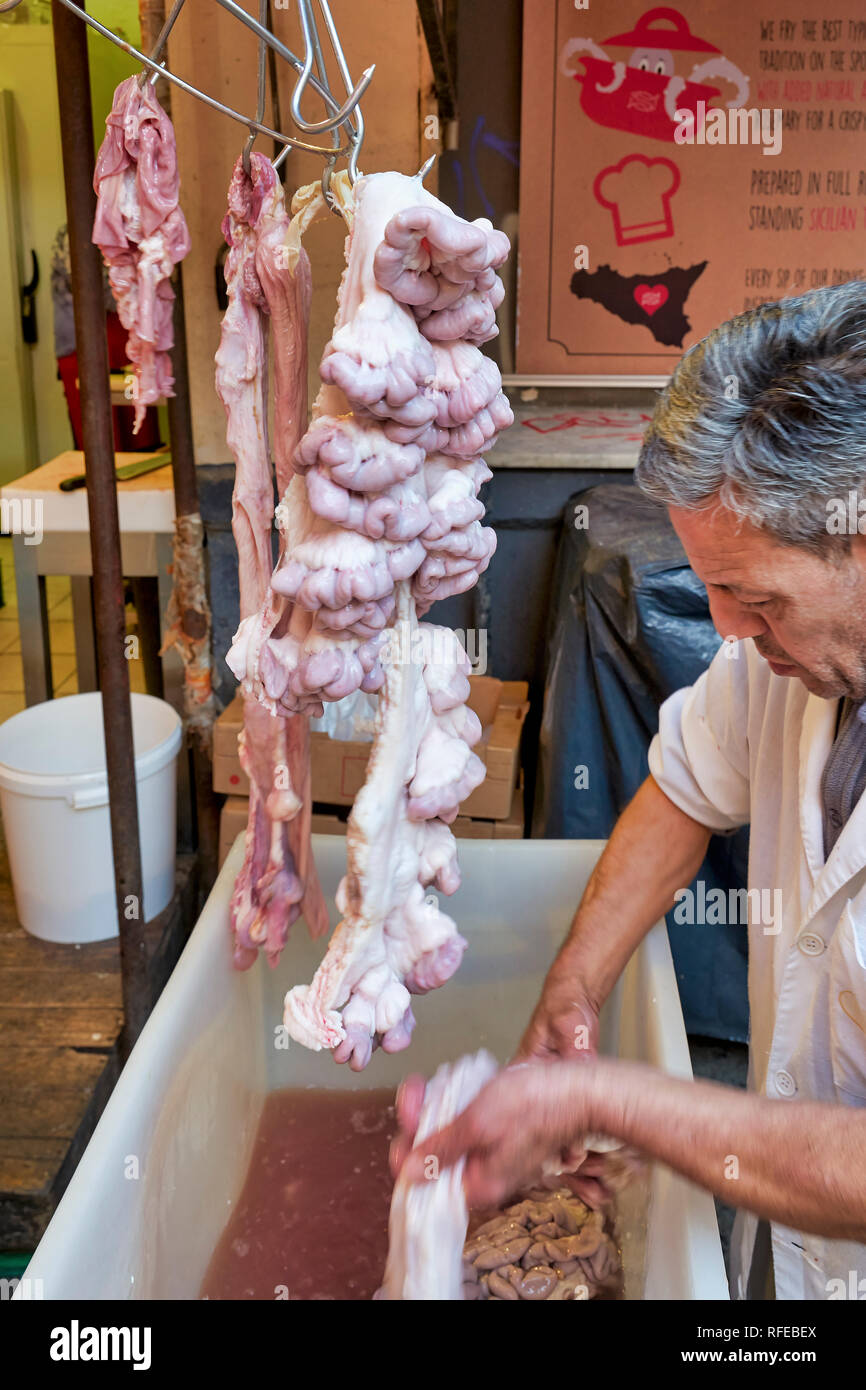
[0,450,176,706]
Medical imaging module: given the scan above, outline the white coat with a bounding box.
[648,637,866,1301]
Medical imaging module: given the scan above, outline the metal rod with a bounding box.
[51,0,149,1057]
[165,265,220,896]
[53,0,355,159]
[301,0,342,194]
[317,0,365,182]
[164,272,198,538]
[289,0,321,132]
[138,0,219,896]
[138,0,186,87]
[265,0,284,171]
[242,0,269,176]
[291,0,351,138]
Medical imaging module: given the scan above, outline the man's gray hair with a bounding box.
[635,281,866,553]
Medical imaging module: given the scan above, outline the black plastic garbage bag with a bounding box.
[535,483,749,1042]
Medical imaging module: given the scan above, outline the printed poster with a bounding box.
[517,1,866,377]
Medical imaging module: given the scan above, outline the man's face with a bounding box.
[669,502,866,701]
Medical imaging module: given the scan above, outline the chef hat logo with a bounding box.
[592,153,680,246]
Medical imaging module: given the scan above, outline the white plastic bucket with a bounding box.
[0,692,183,944]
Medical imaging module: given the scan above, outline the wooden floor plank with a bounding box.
[0,811,198,1248]
[0,1007,123,1048]
[0,970,122,1009]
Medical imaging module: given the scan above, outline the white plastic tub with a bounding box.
[20,836,729,1300]
[0,693,182,943]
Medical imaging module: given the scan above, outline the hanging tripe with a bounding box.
[92,75,191,432]
[225,164,512,1067]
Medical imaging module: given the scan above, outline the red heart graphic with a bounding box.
[634,284,668,316]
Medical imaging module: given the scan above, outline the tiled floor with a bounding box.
[0,535,149,720]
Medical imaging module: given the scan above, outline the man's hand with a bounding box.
[515,778,712,1063]
[515,957,600,1062]
[393,1062,599,1208]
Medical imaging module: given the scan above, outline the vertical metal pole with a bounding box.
[164,271,221,894]
[164,269,197,521]
[139,0,220,896]
[52,0,149,1056]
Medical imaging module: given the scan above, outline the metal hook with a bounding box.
[54,0,373,189]
[215,0,373,135]
[138,0,187,88]
[316,0,365,183]
[321,156,338,210]
[416,153,437,183]
[54,0,358,160]
[306,0,344,205]
[290,0,373,136]
[272,142,292,173]
[242,0,269,177]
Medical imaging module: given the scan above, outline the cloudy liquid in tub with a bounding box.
[201,1088,397,1301]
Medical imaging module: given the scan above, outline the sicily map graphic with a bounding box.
[560,6,748,346]
[571,262,708,347]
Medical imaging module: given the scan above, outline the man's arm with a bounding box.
[400,1061,866,1243]
[597,1063,866,1243]
[518,775,712,1058]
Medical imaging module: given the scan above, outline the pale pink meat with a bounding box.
[217,153,327,966]
[229,174,506,713]
[225,167,511,1046]
[92,75,190,431]
[372,200,509,344]
[422,455,490,540]
[283,592,485,1069]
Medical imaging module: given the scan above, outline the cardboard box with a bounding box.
[453,779,525,838]
[218,795,249,868]
[308,781,525,842]
[214,678,529,819]
[213,695,250,797]
[459,678,528,820]
[219,777,524,867]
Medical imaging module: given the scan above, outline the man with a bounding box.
[396,281,866,1300]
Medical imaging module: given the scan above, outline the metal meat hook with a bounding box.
[53,0,365,162]
[242,0,270,177]
[138,0,187,88]
[52,0,374,204]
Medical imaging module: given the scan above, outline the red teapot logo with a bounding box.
[560,6,750,144]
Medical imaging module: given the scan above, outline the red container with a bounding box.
[573,59,720,143]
